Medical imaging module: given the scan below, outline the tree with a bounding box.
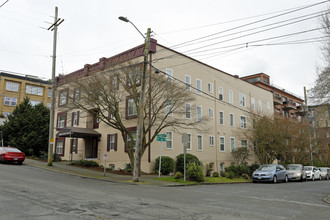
[231,147,249,164]
[2,97,50,156]
[66,62,208,181]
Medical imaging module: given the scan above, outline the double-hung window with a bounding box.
[185,75,191,91]
[219,137,225,152]
[209,135,215,146]
[185,103,191,119]
[166,68,173,83]
[230,137,235,152]
[196,79,202,94]
[208,83,213,93]
[218,87,223,101]
[230,113,234,127]
[229,90,233,104]
[251,97,255,110]
[196,106,202,121]
[59,90,68,106]
[6,82,19,92]
[127,98,137,117]
[219,111,224,125]
[209,108,214,118]
[258,100,262,112]
[107,134,117,151]
[186,134,192,150]
[166,131,173,149]
[241,140,248,148]
[72,111,79,126]
[240,116,247,128]
[239,94,246,107]
[197,135,203,151]
[166,99,173,116]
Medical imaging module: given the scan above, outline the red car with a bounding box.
[0,147,25,165]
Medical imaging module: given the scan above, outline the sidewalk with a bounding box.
[24,158,182,186]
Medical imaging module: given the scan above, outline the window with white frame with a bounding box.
[6,81,19,92]
[56,140,64,155]
[208,83,213,93]
[185,103,191,119]
[251,97,255,110]
[197,135,203,151]
[48,88,52,97]
[59,90,68,106]
[4,97,17,106]
[220,163,224,172]
[186,134,192,150]
[3,112,10,118]
[196,79,202,94]
[218,87,223,101]
[209,135,215,146]
[109,134,116,151]
[219,111,224,125]
[219,136,225,152]
[127,98,137,116]
[166,68,173,82]
[47,103,51,109]
[258,100,262,112]
[185,75,191,91]
[26,85,43,96]
[166,99,173,116]
[58,114,66,128]
[230,113,234,127]
[209,108,214,118]
[72,112,79,126]
[196,106,202,121]
[128,67,141,86]
[30,100,41,106]
[230,137,235,152]
[239,94,246,107]
[229,90,233,104]
[166,131,173,149]
[240,116,247,128]
[241,140,248,148]
[4,97,10,105]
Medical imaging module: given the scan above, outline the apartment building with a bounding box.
[0,71,52,117]
[241,73,305,121]
[54,39,273,173]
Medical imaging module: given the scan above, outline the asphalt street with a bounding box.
[0,163,329,220]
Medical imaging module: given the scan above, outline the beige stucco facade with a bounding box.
[54,41,274,174]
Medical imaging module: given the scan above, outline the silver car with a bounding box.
[319,167,330,180]
[286,164,307,181]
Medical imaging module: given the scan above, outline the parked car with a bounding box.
[319,167,330,180]
[286,164,307,181]
[304,166,321,181]
[252,164,288,183]
[0,147,25,165]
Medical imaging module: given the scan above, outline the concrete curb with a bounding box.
[323,195,330,204]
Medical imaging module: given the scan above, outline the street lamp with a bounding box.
[119,16,151,182]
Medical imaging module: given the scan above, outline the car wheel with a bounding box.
[18,161,23,165]
[285,175,288,183]
[300,175,304,182]
[312,175,315,181]
[319,175,322,181]
[273,175,277,183]
[326,175,329,180]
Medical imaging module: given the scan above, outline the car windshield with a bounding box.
[320,168,328,172]
[259,165,275,171]
[287,165,301,171]
[3,148,21,153]
[304,167,313,171]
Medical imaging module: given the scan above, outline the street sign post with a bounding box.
[156,134,167,177]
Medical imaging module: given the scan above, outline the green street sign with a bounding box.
[157,134,167,142]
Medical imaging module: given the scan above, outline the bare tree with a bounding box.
[65,62,209,181]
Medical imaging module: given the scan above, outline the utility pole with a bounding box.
[47,7,64,166]
[304,86,313,165]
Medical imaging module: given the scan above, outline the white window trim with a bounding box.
[219,111,224,125]
[196,106,202,121]
[209,135,215,146]
[109,134,116,151]
[209,108,214,118]
[230,113,234,127]
[229,90,233,104]
[219,136,225,152]
[185,75,191,91]
[196,79,202,94]
[127,98,137,116]
[230,137,235,152]
[166,131,173,149]
[218,87,223,101]
[186,133,192,150]
[240,115,247,129]
[241,140,248,148]
[166,68,173,82]
[239,93,246,107]
[197,134,203,151]
[208,82,214,93]
[185,103,191,119]
[251,97,255,110]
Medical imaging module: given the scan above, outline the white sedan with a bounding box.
[304,166,321,181]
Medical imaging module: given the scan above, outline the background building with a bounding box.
[0,71,52,117]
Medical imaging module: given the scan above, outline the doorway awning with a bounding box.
[57,127,101,138]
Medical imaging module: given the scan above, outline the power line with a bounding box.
[0,0,9,8]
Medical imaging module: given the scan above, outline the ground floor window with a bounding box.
[55,137,65,156]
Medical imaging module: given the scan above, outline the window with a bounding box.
[127,98,137,117]
[47,103,51,109]
[74,89,80,102]
[92,110,100,129]
[107,134,117,151]
[71,138,78,154]
[48,88,52,97]
[59,90,68,106]
[239,94,246,107]
[229,90,233,104]
[219,111,224,125]
[258,100,262,112]
[230,113,234,127]
[220,163,224,172]
[219,136,225,152]
[218,87,223,101]
[185,103,191,119]
[209,108,214,118]
[196,106,202,121]
[197,135,203,151]
[166,99,173,116]
[111,75,119,90]
[3,112,10,118]
[240,116,247,128]
[127,131,137,149]
[267,102,271,110]
[30,100,41,106]
[208,83,213,93]
[241,140,248,148]
[209,135,215,146]
[26,85,43,96]
[230,137,235,152]
[251,97,255,110]
[186,134,192,150]
[72,111,79,126]
[4,97,17,106]
[166,68,173,82]
[128,67,141,86]
[55,138,65,156]
[196,79,202,94]
[166,131,173,149]
[6,82,19,92]
[57,112,66,129]
[185,75,191,91]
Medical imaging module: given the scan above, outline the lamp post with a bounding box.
[119,16,151,182]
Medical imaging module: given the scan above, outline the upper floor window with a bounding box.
[185,103,191,119]
[166,99,173,116]
[209,108,214,118]
[196,79,202,94]
[267,102,271,110]
[218,87,223,101]
[166,68,173,83]
[48,88,52,97]
[74,89,80,102]
[26,85,43,96]
[3,112,10,118]
[208,83,213,93]
[239,94,246,107]
[57,112,67,129]
[197,135,203,151]
[251,97,255,110]
[258,100,262,112]
[127,67,141,87]
[219,111,224,125]
[185,75,191,91]
[241,140,248,148]
[4,97,17,106]
[196,106,202,121]
[126,97,137,118]
[166,131,173,149]
[229,90,233,104]
[59,90,68,106]
[72,111,79,126]
[30,100,41,106]
[209,135,215,146]
[230,137,235,152]
[186,134,192,150]
[219,136,225,152]
[230,113,234,127]
[6,82,19,92]
[111,75,119,90]
[240,116,247,128]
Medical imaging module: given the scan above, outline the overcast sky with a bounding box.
[0,0,328,98]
